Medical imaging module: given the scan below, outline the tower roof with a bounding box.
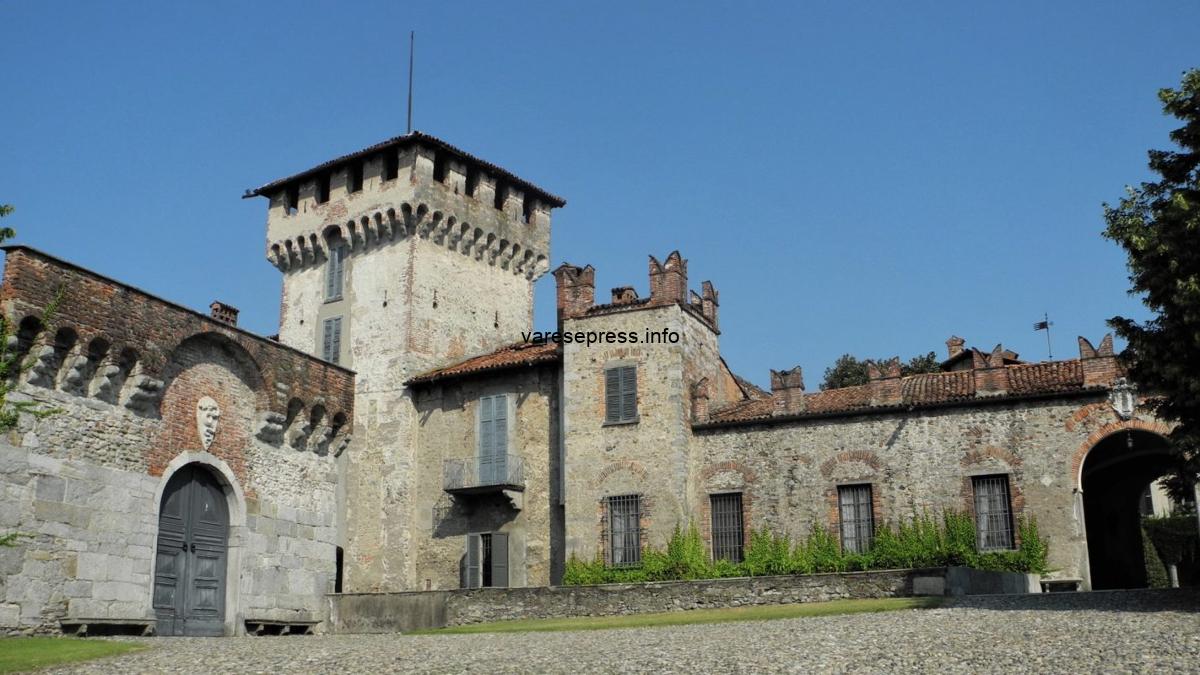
[243,130,566,207]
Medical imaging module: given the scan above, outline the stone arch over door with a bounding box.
[152,452,247,636]
[1075,424,1178,590]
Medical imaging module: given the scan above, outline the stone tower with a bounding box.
[248,132,564,591]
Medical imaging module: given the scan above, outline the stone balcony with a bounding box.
[443,454,525,497]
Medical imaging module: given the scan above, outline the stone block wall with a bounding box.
[0,248,355,635]
[408,365,561,589]
[327,568,934,633]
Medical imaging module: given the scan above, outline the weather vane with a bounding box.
[1033,312,1053,360]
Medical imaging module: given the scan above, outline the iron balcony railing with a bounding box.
[443,454,525,494]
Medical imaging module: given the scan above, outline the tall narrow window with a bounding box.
[478,394,508,485]
[604,365,638,424]
[464,532,508,588]
[710,493,744,562]
[334,546,344,594]
[607,494,641,566]
[284,185,299,215]
[316,174,330,204]
[972,475,1014,550]
[838,484,875,553]
[348,162,363,193]
[326,243,346,301]
[322,317,342,365]
[383,152,399,182]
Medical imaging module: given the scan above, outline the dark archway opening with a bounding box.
[1082,430,1178,590]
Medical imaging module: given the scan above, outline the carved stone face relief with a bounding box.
[196,396,221,449]
[1109,378,1137,420]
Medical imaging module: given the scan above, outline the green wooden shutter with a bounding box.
[490,532,509,588]
[493,395,507,455]
[322,319,334,362]
[465,534,481,589]
[330,317,342,365]
[620,366,637,421]
[605,368,621,422]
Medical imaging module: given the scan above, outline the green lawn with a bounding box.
[410,596,942,635]
[0,637,144,673]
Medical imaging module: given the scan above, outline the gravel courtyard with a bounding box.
[44,590,1200,674]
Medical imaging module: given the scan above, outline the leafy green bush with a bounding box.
[562,510,1052,585]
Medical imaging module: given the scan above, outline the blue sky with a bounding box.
[2,1,1196,388]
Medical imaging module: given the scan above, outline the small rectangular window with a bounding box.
[464,532,508,588]
[838,484,875,553]
[326,244,346,301]
[972,475,1015,550]
[607,494,641,567]
[322,316,342,365]
[710,493,744,562]
[284,186,299,215]
[348,163,363,193]
[604,365,638,424]
[316,174,330,204]
[383,152,399,182]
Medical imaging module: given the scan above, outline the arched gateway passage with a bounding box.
[153,464,230,636]
[1081,429,1177,590]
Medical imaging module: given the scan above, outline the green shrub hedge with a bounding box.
[563,511,1049,585]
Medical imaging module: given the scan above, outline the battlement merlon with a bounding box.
[246,131,565,280]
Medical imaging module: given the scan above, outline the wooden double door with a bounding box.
[153,465,229,636]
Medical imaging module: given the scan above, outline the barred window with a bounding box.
[710,493,744,562]
[972,475,1015,550]
[604,366,638,424]
[607,494,641,567]
[838,484,874,553]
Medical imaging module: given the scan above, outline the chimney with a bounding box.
[690,378,710,423]
[868,358,903,406]
[611,286,639,305]
[1080,334,1119,387]
[971,345,1010,396]
[210,301,239,327]
[649,251,687,305]
[701,280,719,330]
[553,263,595,326]
[946,335,965,359]
[770,367,806,415]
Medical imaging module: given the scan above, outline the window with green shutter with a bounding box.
[478,394,508,484]
[326,243,346,301]
[463,532,509,588]
[322,317,342,365]
[604,365,638,424]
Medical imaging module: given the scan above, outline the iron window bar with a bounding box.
[607,494,642,567]
[710,493,744,562]
[972,474,1015,550]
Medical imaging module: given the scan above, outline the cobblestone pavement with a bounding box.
[45,590,1200,674]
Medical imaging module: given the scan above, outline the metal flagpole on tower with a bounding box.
[1033,313,1053,360]
[407,31,415,134]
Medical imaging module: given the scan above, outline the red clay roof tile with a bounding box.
[406,342,559,385]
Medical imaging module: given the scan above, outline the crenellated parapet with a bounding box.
[552,250,720,332]
[252,131,562,282]
[265,201,551,281]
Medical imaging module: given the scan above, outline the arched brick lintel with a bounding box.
[1071,419,1175,489]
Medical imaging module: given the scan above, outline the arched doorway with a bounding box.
[1081,429,1177,590]
[153,464,230,636]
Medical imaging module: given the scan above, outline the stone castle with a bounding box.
[0,131,1186,635]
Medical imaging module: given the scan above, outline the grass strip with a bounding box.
[0,637,145,673]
